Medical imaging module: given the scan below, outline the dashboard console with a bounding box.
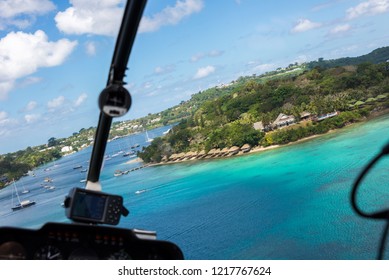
[0,222,184,260]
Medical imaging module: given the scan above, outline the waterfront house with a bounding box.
[300,111,312,121]
[272,113,295,129]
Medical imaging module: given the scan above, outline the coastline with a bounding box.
[147,109,389,167]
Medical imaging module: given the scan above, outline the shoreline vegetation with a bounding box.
[145,109,389,167]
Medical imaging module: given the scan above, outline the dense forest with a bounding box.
[138,61,389,163]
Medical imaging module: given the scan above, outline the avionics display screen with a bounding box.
[72,191,107,221]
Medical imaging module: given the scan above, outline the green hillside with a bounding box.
[307,46,389,69]
[139,60,389,163]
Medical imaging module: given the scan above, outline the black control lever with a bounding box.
[86,0,147,191]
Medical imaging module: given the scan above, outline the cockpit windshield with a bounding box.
[1,0,389,260]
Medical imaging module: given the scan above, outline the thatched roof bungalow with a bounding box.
[196,150,206,159]
[228,146,240,156]
[240,144,251,153]
[220,147,230,156]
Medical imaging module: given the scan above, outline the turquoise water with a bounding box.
[1,116,389,259]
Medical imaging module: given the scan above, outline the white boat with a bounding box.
[145,130,153,143]
[114,170,123,177]
[43,185,55,190]
[21,184,30,194]
[44,177,53,183]
[135,189,147,194]
[123,150,136,157]
[11,180,36,211]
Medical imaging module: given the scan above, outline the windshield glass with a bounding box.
[1,0,389,259]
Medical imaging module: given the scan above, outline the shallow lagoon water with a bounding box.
[1,116,389,259]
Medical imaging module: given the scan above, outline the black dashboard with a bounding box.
[0,222,184,260]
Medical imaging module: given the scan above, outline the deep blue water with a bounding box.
[1,116,389,259]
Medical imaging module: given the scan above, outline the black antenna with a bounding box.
[86,0,147,190]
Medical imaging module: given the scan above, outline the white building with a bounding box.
[61,146,73,153]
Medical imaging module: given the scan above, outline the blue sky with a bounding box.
[0,0,389,153]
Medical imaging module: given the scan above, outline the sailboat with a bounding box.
[11,180,36,211]
[21,186,30,194]
[145,130,153,143]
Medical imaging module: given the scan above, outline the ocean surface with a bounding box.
[1,116,389,259]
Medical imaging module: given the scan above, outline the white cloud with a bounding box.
[0,0,55,18]
[329,24,351,35]
[48,96,65,110]
[0,81,14,100]
[154,65,175,75]
[0,111,8,122]
[19,76,42,88]
[139,0,204,33]
[3,18,31,29]
[193,65,215,79]
[0,111,18,131]
[0,30,77,99]
[24,113,40,124]
[0,0,55,29]
[55,0,124,36]
[191,53,205,62]
[190,50,224,62]
[291,18,322,33]
[26,101,38,111]
[346,0,389,19]
[85,41,96,56]
[74,93,88,107]
[143,81,153,89]
[56,0,204,36]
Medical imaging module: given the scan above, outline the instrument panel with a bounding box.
[0,222,184,260]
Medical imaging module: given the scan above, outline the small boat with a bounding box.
[114,170,123,177]
[135,189,146,195]
[80,169,88,173]
[80,179,87,183]
[21,184,30,194]
[123,151,135,157]
[44,177,53,183]
[73,165,82,169]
